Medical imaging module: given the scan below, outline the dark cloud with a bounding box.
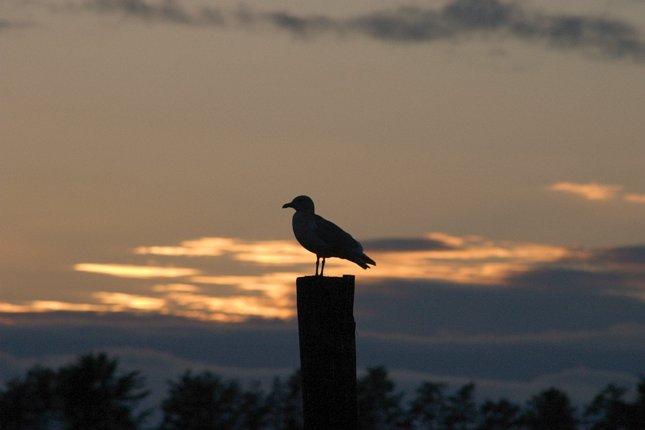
[358,323,645,381]
[0,312,300,369]
[82,0,227,26]
[520,244,645,300]
[77,0,645,61]
[234,8,340,38]
[594,245,645,266]
[1,301,644,408]
[348,0,515,42]
[353,241,645,380]
[79,0,645,61]
[358,274,645,339]
[348,7,453,42]
[352,280,645,390]
[87,0,196,24]
[510,12,645,60]
[346,1,645,61]
[443,0,514,29]
[507,266,629,292]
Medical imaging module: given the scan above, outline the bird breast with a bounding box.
[292,212,333,256]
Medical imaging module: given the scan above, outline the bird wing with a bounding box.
[313,214,363,254]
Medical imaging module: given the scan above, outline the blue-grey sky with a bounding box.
[2,0,645,414]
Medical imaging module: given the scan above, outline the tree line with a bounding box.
[0,352,643,430]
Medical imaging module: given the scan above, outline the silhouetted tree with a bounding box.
[56,352,149,430]
[408,381,446,430]
[441,383,477,430]
[476,399,522,430]
[0,354,147,430]
[159,370,243,430]
[631,375,645,429]
[0,366,58,430]
[584,383,630,430]
[522,388,577,430]
[235,382,270,430]
[357,366,405,430]
[11,356,645,430]
[265,370,303,430]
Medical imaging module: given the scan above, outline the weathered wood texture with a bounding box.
[297,275,357,430]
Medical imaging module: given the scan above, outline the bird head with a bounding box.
[282,195,315,213]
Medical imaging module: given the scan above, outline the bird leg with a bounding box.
[315,256,320,276]
[320,258,326,277]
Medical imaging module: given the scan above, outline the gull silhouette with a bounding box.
[282,195,376,276]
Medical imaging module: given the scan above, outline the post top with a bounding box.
[296,275,356,288]
[297,275,355,281]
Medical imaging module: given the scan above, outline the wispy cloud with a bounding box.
[549,181,623,201]
[133,233,575,286]
[362,234,458,252]
[74,263,200,279]
[96,277,296,321]
[624,193,645,204]
[0,233,578,322]
[93,292,166,311]
[549,181,645,204]
[80,0,226,26]
[3,231,643,324]
[135,237,312,266]
[0,301,105,313]
[77,0,645,62]
[364,235,575,285]
[86,0,196,24]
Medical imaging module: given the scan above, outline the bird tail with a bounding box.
[350,252,376,270]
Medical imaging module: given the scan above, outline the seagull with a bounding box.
[282,195,376,276]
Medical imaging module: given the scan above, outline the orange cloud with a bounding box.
[135,237,311,266]
[549,182,622,201]
[93,292,167,312]
[361,237,574,285]
[60,233,579,322]
[134,237,237,257]
[131,234,575,288]
[0,301,105,313]
[624,193,645,204]
[74,263,200,279]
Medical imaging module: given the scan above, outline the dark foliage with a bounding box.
[0,352,148,430]
[583,377,645,430]
[0,366,58,430]
[476,399,522,430]
[408,381,446,429]
[159,371,242,430]
[264,371,303,430]
[1,354,644,430]
[522,387,578,430]
[357,366,406,430]
[441,382,477,429]
[158,369,302,430]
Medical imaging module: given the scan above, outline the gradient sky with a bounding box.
[2,0,645,415]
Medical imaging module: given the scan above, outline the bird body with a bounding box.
[283,195,376,276]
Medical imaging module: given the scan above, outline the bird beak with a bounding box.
[282,202,292,209]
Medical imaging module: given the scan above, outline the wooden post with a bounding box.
[297,275,357,430]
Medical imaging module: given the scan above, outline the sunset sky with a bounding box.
[2,0,645,413]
